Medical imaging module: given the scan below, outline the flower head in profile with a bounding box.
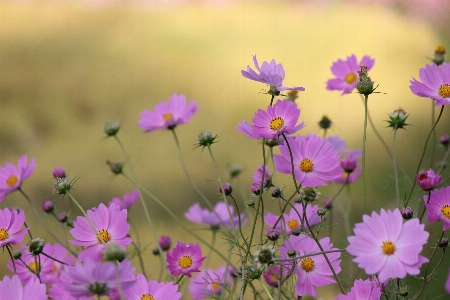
[346,209,429,283]
[335,277,382,300]
[241,55,305,94]
[263,265,287,288]
[326,55,375,95]
[138,93,199,132]
[70,203,132,262]
[0,155,35,202]
[0,208,29,247]
[424,186,450,231]
[166,241,206,278]
[185,202,247,229]
[188,266,231,300]
[250,164,272,195]
[238,100,305,140]
[274,135,341,187]
[109,189,139,210]
[265,203,320,235]
[410,62,450,106]
[416,168,441,191]
[124,274,182,300]
[0,275,47,300]
[279,233,341,297]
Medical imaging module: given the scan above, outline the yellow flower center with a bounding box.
[287,219,299,230]
[178,255,193,269]
[345,72,357,84]
[441,205,450,219]
[96,229,111,244]
[210,282,222,293]
[299,158,313,172]
[438,84,450,98]
[163,113,174,122]
[0,228,9,241]
[382,240,396,255]
[6,175,18,187]
[269,117,285,131]
[140,294,154,300]
[270,274,278,283]
[29,261,41,272]
[435,45,446,55]
[300,257,315,272]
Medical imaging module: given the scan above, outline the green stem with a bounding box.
[362,94,369,211]
[259,278,275,300]
[430,101,436,168]
[392,127,401,208]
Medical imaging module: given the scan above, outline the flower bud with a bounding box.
[53,167,66,179]
[318,115,332,130]
[271,187,281,198]
[440,134,449,147]
[218,183,232,196]
[196,131,218,149]
[356,65,375,96]
[298,187,320,202]
[228,164,241,179]
[431,45,446,66]
[103,242,125,262]
[287,249,296,257]
[286,90,299,102]
[323,198,333,209]
[399,287,409,297]
[247,199,255,208]
[28,238,45,255]
[42,200,54,213]
[416,169,441,191]
[53,177,72,196]
[387,108,409,130]
[438,237,448,248]
[317,208,327,217]
[159,235,171,251]
[267,228,280,241]
[340,156,357,173]
[401,207,414,220]
[13,251,22,260]
[106,160,123,175]
[58,212,68,223]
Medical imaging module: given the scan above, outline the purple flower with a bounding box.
[0,275,47,300]
[109,189,139,210]
[335,277,382,300]
[333,163,362,184]
[0,207,29,247]
[425,186,450,231]
[265,203,320,234]
[410,62,450,106]
[326,135,362,158]
[440,134,449,146]
[41,200,54,213]
[159,235,171,251]
[263,265,285,288]
[70,203,132,262]
[166,241,206,278]
[52,167,66,178]
[188,266,231,300]
[340,155,358,172]
[138,93,198,132]
[326,54,375,95]
[241,55,305,92]
[279,233,341,297]
[416,168,441,191]
[185,202,247,229]
[346,209,429,283]
[218,183,232,196]
[124,274,182,300]
[274,135,341,187]
[250,164,271,194]
[238,100,305,140]
[0,155,35,202]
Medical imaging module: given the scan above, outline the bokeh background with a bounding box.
[1,0,450,298]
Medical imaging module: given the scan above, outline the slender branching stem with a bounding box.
[392,126,401,208]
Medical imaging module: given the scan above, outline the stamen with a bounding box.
[438,84,450,98]
[163,113,174,122]
[300,257,315,272]
[300,158,314,172]
[441,205,450,219]
[178,255,193,269]
[345,73,357,84]
[382,240,396,255]
[287,219,299,230]
[6,175,18,187]
[97,229,111,244]
[0,228,9,241]
[269,117,285,131]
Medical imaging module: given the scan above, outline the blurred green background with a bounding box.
[1,1,450,298]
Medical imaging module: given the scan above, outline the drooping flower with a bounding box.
[265,203,320,234]
[0,275,47,300]
[409,62,450,106]
[124,274,182,300]
[0,155,36,202]
[108,189,139,210]
[0,207,29,247]
[326,55,375,95]
[241,55,305,93]
[166,241,206,278]
[346,209,429,283]
[274,134,341,187]
[185,202,247,229]
[424,186,450,231]
[416,168,441,191]
[335,277,382,300]
[279,233,342,297]
[250,164,272,194]
[70,203,132,262]
[137,93,199,132]
[188,266,231,300]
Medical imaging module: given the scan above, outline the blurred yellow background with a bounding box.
[1,1,449,298]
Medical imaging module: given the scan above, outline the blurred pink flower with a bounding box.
[188,266,232,300]
[0,155,35,202]
[265,203,320,234]
[250,164,272,194]
[424,186,450,231]
[410,62,450,106]
[335,277,382,300]
[0,207,29,247]
[416,168,441,191]
[109,189,139,210]
[0,275,47,300]
[185,202,246,229]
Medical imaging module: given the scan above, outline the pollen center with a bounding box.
[287,219,299,230]
[163,113,174,122]
[0,228,9,241]
[269,117,285,131]
[441,205,450,219]
[300,257,315,272]
[345,72,357,84]
[29,261,40,272]
[97,229,111,244]
[210,282,222,293]
[300,158,314,172]
[438,84,450,98]
[178,255,193,269]
[6,175,18,187]
[382,240,396,255]
[140,294,155,300]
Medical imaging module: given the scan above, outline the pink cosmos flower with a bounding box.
[166,241,206,278]
[326,135,362,158]
[424,186,450,231]
[123,274,181,300]
[185,202,247,229]
[335,277,382,300]
[279,233,342,297]
[70,203,132,262]
[416,168,441,191]
[138,93,199,132]
[265,203,320,234]
[346,209,429,283]
[109,189,139,210]
[188,266,232,300]
[326,54,375,95]
[0,155,35,202]
[0,275,47,300]
[241,55,305,92]
[59,258,136,298]
[333,165,362,184]
[409,62,450,106]
[238,100,305,140]
[250,164,272,195]
[274,134,341,187]
[263,265,286,288]
[0,207,29,247]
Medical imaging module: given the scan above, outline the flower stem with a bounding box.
[362,95,369,211]
[392,126,401,208]
[259,278,275,300]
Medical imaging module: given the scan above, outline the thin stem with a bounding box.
[40,251,71,266]
[128,218,146,278]
[230,194,249,249]
[430,101,436,168]
[259,278,275,300]
[281,133,300,193]
[437,145,450,175]
[130,241,147,279]
[392,127,401,208]
[362,95,369,211]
